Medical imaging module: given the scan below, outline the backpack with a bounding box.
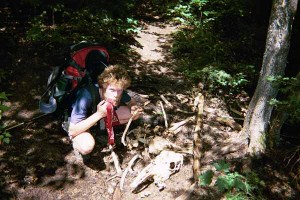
[39,41,109,115]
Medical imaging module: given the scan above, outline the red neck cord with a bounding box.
[105,101,115,145]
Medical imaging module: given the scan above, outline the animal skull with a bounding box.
[130,150,183,191]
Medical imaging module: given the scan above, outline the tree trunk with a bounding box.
[242,0,298,155]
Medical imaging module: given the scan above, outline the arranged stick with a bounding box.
[159,101,168,129]
[193,92,204,181]
[120,154,142,191]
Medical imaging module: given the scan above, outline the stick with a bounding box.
[193,93,204,181]
[169,116,195,132]
[4,113,49,131]
[159,101,168,129]
[121,110,138,146]
[120,154,142,191]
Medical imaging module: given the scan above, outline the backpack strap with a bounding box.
[88,83,101,114]
[69,59,85,74]
[62,71,84,81]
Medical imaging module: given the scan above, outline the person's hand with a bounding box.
[130,105,143,120]
[96,100,108,118]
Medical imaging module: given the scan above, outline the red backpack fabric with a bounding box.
[39,41,109,114]
[65,45,109,89]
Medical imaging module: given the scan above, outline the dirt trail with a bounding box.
[132,24,176,62]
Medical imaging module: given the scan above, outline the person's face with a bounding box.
[103,84,123,106]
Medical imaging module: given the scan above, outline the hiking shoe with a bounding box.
[70,136,91,163]
[62,117,70,132]
[73,148,91,163]
[73,148,83,162]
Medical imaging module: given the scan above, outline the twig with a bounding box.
[229,106,244,117]
[121,110,138,146]
[160,94,173,108]
[5,113,49,131]
[176,108,195,114]
[120,154,142,191]
[215,116,242,131]
[159,101,168,129]
[169,116,195,132]
[106,173,121,182]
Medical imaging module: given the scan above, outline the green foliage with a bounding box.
[168,0,213,27]
[183,66,248,95]
[199,170,214,186]
[0,131,12,144]
[214,159,230,172]
[267,75,300,124]
[171,0,263,97]
[25,2,141,56]
[199,160,264,200]
[0,92,11,144]
[0,69,7,83]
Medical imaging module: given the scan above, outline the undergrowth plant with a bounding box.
[0,91,11,144]
[267,75,300,124]
[199,160,265,200]
[26,4,140,45]
[170,0,263,99]
[0,68,11,144]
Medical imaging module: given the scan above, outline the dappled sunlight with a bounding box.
[1,0,299,198]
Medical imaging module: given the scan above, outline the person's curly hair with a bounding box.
[97,65,131,89]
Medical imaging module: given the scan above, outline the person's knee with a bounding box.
[73,134,95,155]
[79,138,95,155]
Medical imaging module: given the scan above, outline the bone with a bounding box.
[110,145,122,174]
[120,154,142,191]
[130,150,183,191]
[159,101,168,129]
[121,110,139,146]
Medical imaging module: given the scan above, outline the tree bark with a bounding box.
[242,0,298,155]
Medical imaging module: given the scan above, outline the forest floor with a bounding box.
[1,21,300,200]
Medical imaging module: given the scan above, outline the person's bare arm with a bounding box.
[68,100,107,138]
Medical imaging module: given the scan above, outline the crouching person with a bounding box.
[67,65,143,160]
